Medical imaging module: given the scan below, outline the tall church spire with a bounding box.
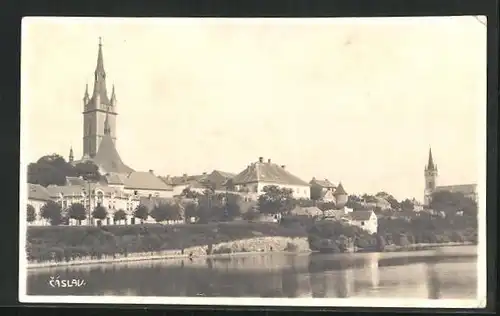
[104,106,111,136]
[91,37,110,104]
[427,147,436,170]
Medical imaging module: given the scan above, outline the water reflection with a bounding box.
[27,246,477,299]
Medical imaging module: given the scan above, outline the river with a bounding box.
[26,245,477,299]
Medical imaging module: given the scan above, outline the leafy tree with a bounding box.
[258,185,295,215]
[74,161,102,181]
[400,199,414,212]
[184,202,198,222]
[92,205,108,220]
[375,234,386,251]
[27,204,36,223]
[113,209,127,224]
[224,193,242,220]
[68,203,87,225]
[385,195,401,210]
[181,187,200,199]
[430,191,477,216]
[133,204,149,223]
[40,200,63,225]
[310,185,323,201]
[150,204,171,222]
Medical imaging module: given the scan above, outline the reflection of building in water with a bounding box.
[426,262,441,299]
[309,272,327,298]
[324,268,354,298]
[368,253,380,289]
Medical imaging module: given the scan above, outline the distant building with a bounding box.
[346,210,378,235]
[27,184,52,226]
[230,157,311,200]
[333,182,348,208]
[290,206,323,218]
[309,178,336,202]
[424,148,477,205]
[164,173,209,196]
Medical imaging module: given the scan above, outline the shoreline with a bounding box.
[26,242,473,270]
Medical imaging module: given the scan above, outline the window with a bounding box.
[361,221,365,226]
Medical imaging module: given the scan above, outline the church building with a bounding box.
[423,148,477,206]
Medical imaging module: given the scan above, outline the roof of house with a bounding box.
[92,134,134,174]
[124,171,173,191]
[291,206,323,217]
[105,172,127,185]
[169,174,208,186]
[435,184,477,194]
[46,184,130,198]
[334,182,348,195]
[66,176,87,186]
[348,210,375,221]
[232,160,309,186]
[212,170,236,179]
[323,209,345,218]
[310,178,336,188]
[27,184,51,201]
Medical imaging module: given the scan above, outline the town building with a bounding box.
[424,148,478,205]
[230,157,311,200]
[346,210,378,234]
[309,178,336,202]
[333,182,349,208]
[27,184,52,226]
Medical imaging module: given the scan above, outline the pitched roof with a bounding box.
[105,173,127,185]
[291,206,323,217]
[124,171,173,191]
[435,184,477,194]
[169,174,207,186]
[323,209,345,219]
[348,210,374,221]
[334,182,347,195]
[213,170,236,179]
[66,176,86,186]
[310,178,336,188]
[427,148,436,170]
[27,184,51,201]
[92,134,134,174]
[232,160,309,186]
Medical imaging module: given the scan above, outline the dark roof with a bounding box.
[27,184,51,201]
[348,210,374,221]
[169,174,208,186]
[66,176,86,186]
[334,182,347,195]
[232,160,309,186]
[435,184,477,194]
[310,178,336,188]
[291,206,323,217]
[124,171,173,191]
[92,134,134,174]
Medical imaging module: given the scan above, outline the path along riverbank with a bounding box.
[26,240,473,270]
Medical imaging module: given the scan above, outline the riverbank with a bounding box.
[26,240,474,270]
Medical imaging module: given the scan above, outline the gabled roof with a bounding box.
[92,134,134,174]
[232,160,309,186]
[310,178,336,188]
[334,182,348,195]
[124,171,173,191]
[169,174,208,186]
[291,206,323,217]
[435,184,477,194]
[66,176,86,186]
[348,210,375,221]
[323,209,345,219]
[212,170,236,179]
[105,173,127,185]
[27,184,51,201]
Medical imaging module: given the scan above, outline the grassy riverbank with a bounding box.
[26,222,308,264]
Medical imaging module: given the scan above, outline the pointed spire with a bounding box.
[334,182,347,195]
[69,146,74,163]
[91,37,110,104]
[427,147,436,170]
[110,84,116,104]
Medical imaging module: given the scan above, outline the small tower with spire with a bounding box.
[82,37,118,158]
[333,182,348,208]
[68,146,74,163]
[424,147,438,205]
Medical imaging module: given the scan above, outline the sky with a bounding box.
[20,17,486,201]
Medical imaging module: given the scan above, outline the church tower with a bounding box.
[82,38,118,158]
[424,148,438,205]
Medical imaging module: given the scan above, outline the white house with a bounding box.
[346,210,378,235]
[27,184,52,226]
[230,157,311,200]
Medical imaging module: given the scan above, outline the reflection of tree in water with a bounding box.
[426,262,441,299]
[334,269,350,298]
[309,272,327,298]
[281,268,300,298]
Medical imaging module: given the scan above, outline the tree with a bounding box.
[40,200,63,225]
[68,203,87,225]
[224,193,242,220]
[27,204,36,223]
[92,205,108,221]
[400,199,415,212]
[310,185,323,201]
[27,154,77,187]
[375,234,386,252]
[133,204,149,223]
[181,187,200,199]
[74,161,101,181]
[184,202,198,222]
[430,191,477,216]
[258,185,295,215]
[150,204,170,222]
[113,209,127,224]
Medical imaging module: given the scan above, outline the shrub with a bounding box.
[284,242,299,252]
[27,205,36,223]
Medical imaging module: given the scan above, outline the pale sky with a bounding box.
[21,17,486,201]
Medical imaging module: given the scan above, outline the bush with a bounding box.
[284,242,299,252]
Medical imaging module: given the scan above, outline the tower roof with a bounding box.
[334,182,347,195]
[92,134,134,174]
[91,37,110,105]
[427,148,436,170]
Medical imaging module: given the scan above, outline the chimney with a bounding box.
[281,165,286,169]
[268,159,271,163]
[203,172,207,176]
[149,169,154,174]
[259,157,263,163]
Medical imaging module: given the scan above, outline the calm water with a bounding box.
[27,245,477,299]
